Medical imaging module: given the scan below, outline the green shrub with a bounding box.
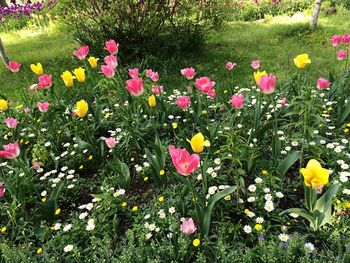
[228,0,313,22]
[56,0,228,61]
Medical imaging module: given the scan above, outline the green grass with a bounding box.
[1,9,350,98]
[0,23,76,98]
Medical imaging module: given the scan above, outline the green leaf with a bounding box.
[280,208,315,226]
[276,151,300,177]
[202,186,236,238]
[314,183,340,214]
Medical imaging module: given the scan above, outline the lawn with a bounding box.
[1,9,350,98]
[1,4,350,262]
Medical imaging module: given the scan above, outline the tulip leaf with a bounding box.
[314,183,340,214]
[276,151,300,178]
[280,208,315,226]
[202,186,236,238]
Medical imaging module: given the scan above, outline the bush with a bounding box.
[56,0,228,61]
[228,0,313,21]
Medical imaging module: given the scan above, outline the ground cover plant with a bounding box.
[1,25,350,261]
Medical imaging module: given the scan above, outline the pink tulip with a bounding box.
[342,34,350,44]
[152,85,164,95]
[150,72,159,82]
[258,75,276,95]
[208,89,216,99]
[176,96,191,109]
[7,61,21,72]
[37,102,50,112]
[105,137,117,149]
[104,55,118,69]
[105,39,119,55]
[180,218,197,235]
[146,69,154,78]
[0,141,20,159]
[101,64,115,78]
[279,97,287,107]
[126,77,144,96]
[330,35,342,47]
[251,60,260,69]
[337,50,347,60]
[316,77,331,90]
[146,69,159,82]
[128,68,139,79]
[5,118,18,128]
[226,62,237,71]
[169,145,200,176]
[181,67,196,80]
[74,45,89,60]
[0,182,5,197]
[230,94,244,109]
[194,77,215,94]
[37,74,52,89]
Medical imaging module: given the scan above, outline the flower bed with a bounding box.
[0,35,350,261]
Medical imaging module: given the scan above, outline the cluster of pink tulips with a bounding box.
[330,33,350,61]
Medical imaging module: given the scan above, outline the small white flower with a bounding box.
[255,177,263,184]
[275,192,284,198]
[243,225,252,234]
[86,203,94,211]
[86,223,95,231]
[247,197,256,203]
[256,217,264,224]
[248,185,257,192]
[278,233,289,242]
[53,223,61,231]
[264,194,273,201]
[289,213,299,218]
[145,233,153,240]
[79,212,88,220]
[63,224,72,232]
[304,242,315,253]
[64,245,74,252]
[168,207,176,214]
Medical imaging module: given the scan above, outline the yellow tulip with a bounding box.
[187,132,210,153]
[30,63,43,75]
[74,100,88,118]
[0,99,8,111]
[300,159,329,189]
[73,67,86,83]
[88,57,99,69]
[148,95,156,108]
[293,53,311,69]
[61,71,75,88]
[253,70,267,84]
